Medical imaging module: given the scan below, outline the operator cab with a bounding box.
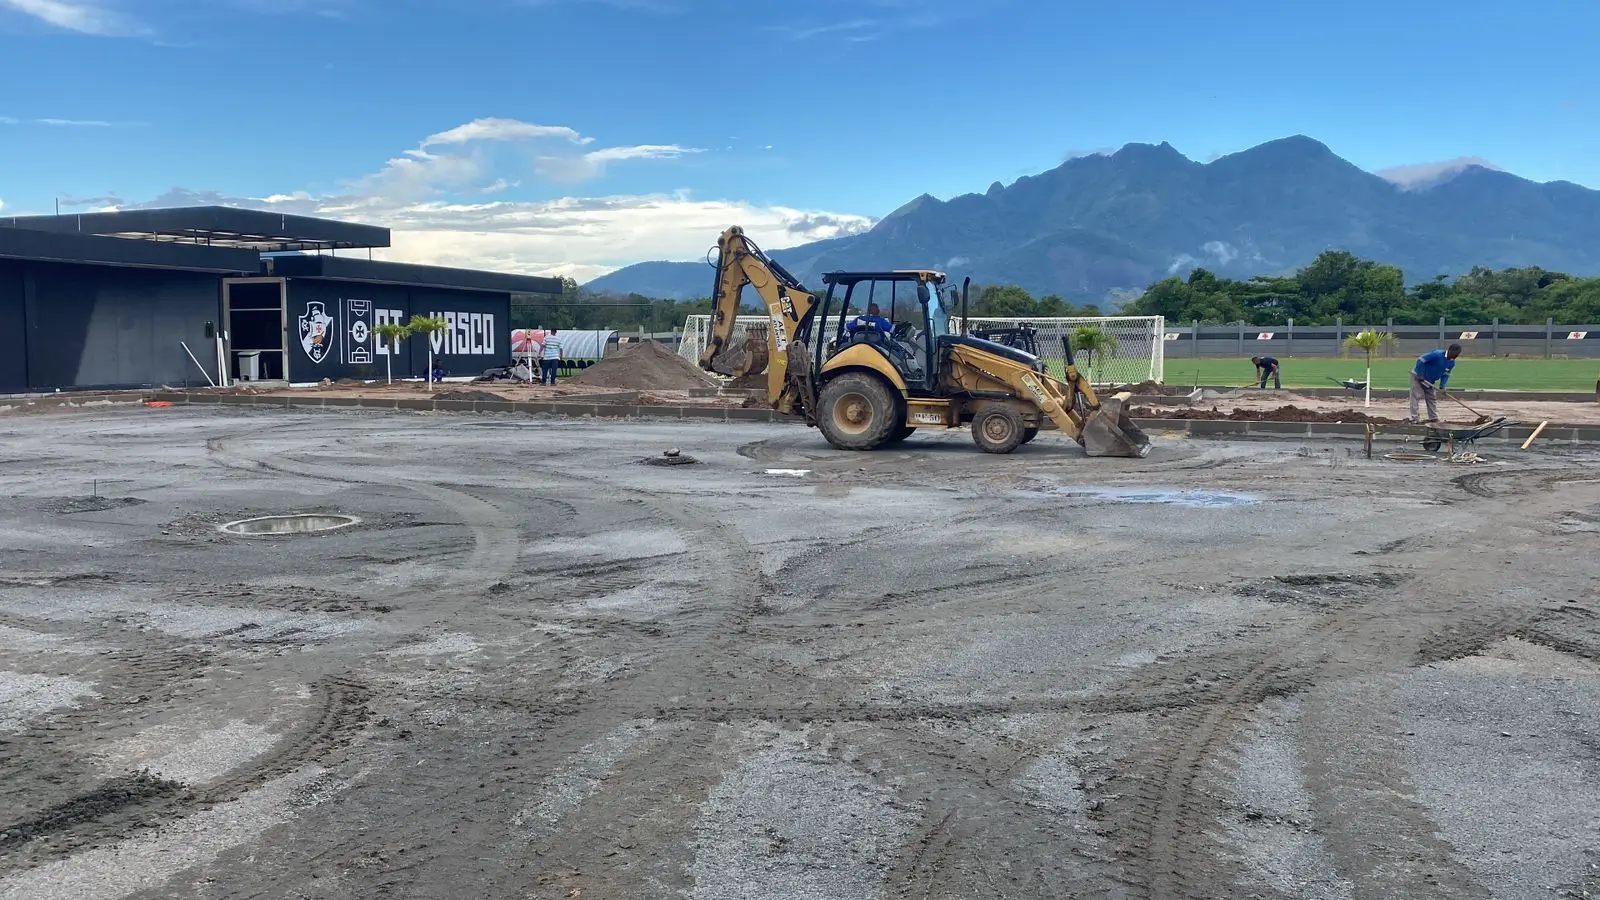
[816,270,950,393]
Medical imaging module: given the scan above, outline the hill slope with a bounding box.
[585,135,1600,301]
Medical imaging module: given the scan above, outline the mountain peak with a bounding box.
[1376,156,1504,191]
[1111,140,1186,161]
[1213,134,1340,166]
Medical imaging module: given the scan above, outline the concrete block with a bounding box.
[394,398,434,411]
[1246,421,1312,436]
[185,394,224,404]
[727,408,776,422]
[476,400,515,414]
[1185,419,1249,436]
[285,396,325,409]
[678,406,730,420]
[431,400,476,413]
[590,404,639,419]
[512,402,559,416]
[358,398,399,410]
[320,397,363,408]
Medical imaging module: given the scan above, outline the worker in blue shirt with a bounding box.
[1250,355,1281,389]
[1409,342,1461,423]
[846,302,894,338]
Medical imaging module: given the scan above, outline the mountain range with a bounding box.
[584,136,1600,303]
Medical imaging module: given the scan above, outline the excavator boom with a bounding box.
[699,226,819,417]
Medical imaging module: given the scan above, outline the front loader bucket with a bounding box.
[1080,394,1151,458]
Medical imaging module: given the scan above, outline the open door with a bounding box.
[222,278,287,382]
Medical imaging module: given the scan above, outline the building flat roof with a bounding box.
[0,227,261,273]
[263,254,563,295]
[1,206,390,252]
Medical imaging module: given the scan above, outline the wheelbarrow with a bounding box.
[1420,416,1518,454]
[1324,376,1368,394]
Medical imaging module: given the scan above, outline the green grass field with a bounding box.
[1158,357,1600,392]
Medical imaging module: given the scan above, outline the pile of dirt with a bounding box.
[1131,404,1404,425]
[432,389,508,402]
[569,341,717,390]
[728,372,766,390]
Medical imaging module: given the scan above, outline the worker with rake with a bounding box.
[1250,355,1281,389]
[1409,342,1462,424]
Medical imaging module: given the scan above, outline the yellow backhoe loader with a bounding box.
[698,225,1150,457]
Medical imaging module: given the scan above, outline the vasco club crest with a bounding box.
[299,301,335,364]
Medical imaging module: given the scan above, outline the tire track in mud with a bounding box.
[0,674,371,873]
[1086,568,1503,900]
[203,424,534,596]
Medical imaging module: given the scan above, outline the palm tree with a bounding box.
[406,314,450,388]
[1343,329,1391,408]
[372,321,412,385]
[1070,324,1119,383]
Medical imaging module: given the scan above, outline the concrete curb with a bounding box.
[0,392,150,411]
[1191,385,1599,403]
[144,391,1600,445]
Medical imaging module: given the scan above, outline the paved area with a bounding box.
[0,407,1597,900]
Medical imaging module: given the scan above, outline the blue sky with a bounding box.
[1,0,1596,280]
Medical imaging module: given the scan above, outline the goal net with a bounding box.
[678,313,1165,385]
[953,316,1165,385]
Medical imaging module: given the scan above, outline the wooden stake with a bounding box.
[1521,421,1549,450]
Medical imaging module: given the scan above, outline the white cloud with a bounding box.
[0,0,143,35]
[1375,156,1502,190]
[72,117,873,282]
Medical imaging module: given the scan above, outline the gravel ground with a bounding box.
[0,406,1597,899]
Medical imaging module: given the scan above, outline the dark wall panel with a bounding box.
[283,280,412,382]
[25,263,220,390]
[407,290,511,376]
[0,262,26,392]
[282,280,509,382]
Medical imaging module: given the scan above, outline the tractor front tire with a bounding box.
[818,373,900,450]
[972,407,1026,454]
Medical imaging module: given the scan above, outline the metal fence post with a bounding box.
[1386,317,1394,358]
[1192,319,1199,358]
[1336,316,1343,351]
[1439,316,1445,346]
[1287,318,1294,355]
[1492,317,1499,356]
[1546,317,1553,358]
[1238,321,1244,356]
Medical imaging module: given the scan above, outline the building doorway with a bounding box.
[223,278,287,382]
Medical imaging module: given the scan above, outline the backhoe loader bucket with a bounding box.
[1080,394,1151,458]
[707,325,769,378]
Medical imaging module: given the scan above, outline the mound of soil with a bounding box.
[569,341,717,390]
[432,389,508,402]
[728,372,766,390]
[1131,404,1403,425]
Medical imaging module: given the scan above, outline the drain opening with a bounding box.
[220,514,361,536]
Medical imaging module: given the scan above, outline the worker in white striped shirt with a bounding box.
[540,329,563,385]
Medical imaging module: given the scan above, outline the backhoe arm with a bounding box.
[699,225,820,415]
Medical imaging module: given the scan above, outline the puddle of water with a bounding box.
[1022,486,1258,508]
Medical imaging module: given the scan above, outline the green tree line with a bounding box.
[511,278,1113,333]
[1122,251,1600,326]
[517,253,1600,332]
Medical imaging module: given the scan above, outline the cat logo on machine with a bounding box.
[767,303,790,351]
[298,301,335,364]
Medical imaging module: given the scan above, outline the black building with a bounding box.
[0,207,560,392]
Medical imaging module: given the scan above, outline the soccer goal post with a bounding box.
[678,313,1165,385]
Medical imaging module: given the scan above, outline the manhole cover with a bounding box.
[219,514,362,536]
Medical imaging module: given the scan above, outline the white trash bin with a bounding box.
[236,350,261,381]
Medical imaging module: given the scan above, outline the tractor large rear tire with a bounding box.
[884,425,916,444]
[1021,427,1039,444]
[818,372,900,450]
[972,407,1026,454]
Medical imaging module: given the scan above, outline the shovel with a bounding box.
[1438,387,1491,424]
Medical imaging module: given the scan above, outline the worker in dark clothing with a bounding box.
[1409,343,1461,423]
[1250,355,1281,389]
[846,302,894,338]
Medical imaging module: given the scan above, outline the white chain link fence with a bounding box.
[678,314,1164,385]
